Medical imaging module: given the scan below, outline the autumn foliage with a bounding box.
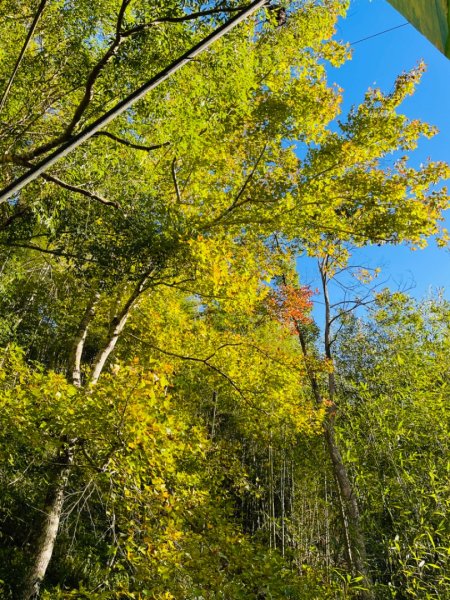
[268,284,314,332]
[0,0,449,598]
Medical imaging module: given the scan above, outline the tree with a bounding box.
[1,0,449,597]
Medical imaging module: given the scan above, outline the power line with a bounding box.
[350,22,410,46]
[0,0,268,205]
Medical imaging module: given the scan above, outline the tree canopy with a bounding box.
[0,0,449,598]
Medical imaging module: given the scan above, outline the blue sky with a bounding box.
[297,0,450,303]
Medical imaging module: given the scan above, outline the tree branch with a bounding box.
[89,270,154,385]
[0,241,99,262]
[121,4,252,37]
[126,333,272,414]
[40,172,120,207]
[92,131,169,152]
[21,0,132,160]
[12,156,119,207]
[0,0,49,113]
[206,143,268,227]
[139,338,246,397]
[0,206,30,231]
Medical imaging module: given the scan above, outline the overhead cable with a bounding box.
[0,0,268,205]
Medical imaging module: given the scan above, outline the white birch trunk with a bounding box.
[68,291,100,386]
[89,273,150,385]
[20,442,75,600]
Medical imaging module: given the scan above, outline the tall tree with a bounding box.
[1,0,449,598]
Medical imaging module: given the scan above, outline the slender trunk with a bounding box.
[89,273,150,385]
[0,0,48,113]
[320,257,336,400]
[319,259,354,566]
[68,291,100,386]
[20,440,75,600]
[296,322,373,598]
[323,422,370,572]
[296,259,374,599]
[211,390,218,438]
[281,449,286,556]
[324,471,331,577]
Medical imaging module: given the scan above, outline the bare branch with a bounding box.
[80,442,117,474]
[12,155,119,207]
[92,131,169,152]
[41,172,119,207]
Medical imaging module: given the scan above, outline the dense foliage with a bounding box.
[0,0,449,598]
[335,294,450,598]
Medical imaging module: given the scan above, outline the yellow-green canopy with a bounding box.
[387,0,450,58]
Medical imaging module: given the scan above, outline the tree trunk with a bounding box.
[296,322,374,599]
[323,423,371,580]
[20,274,151,596]
[89,272,151,385]
[304,258,374,599]
[20,441,75,600]
[68,291,100,386]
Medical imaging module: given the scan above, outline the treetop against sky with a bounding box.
[299,0,450,300]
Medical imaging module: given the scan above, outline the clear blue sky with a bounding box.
[297,0,450,302]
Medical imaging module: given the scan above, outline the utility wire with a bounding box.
[0,0,268,205]
[350,22,410,46]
